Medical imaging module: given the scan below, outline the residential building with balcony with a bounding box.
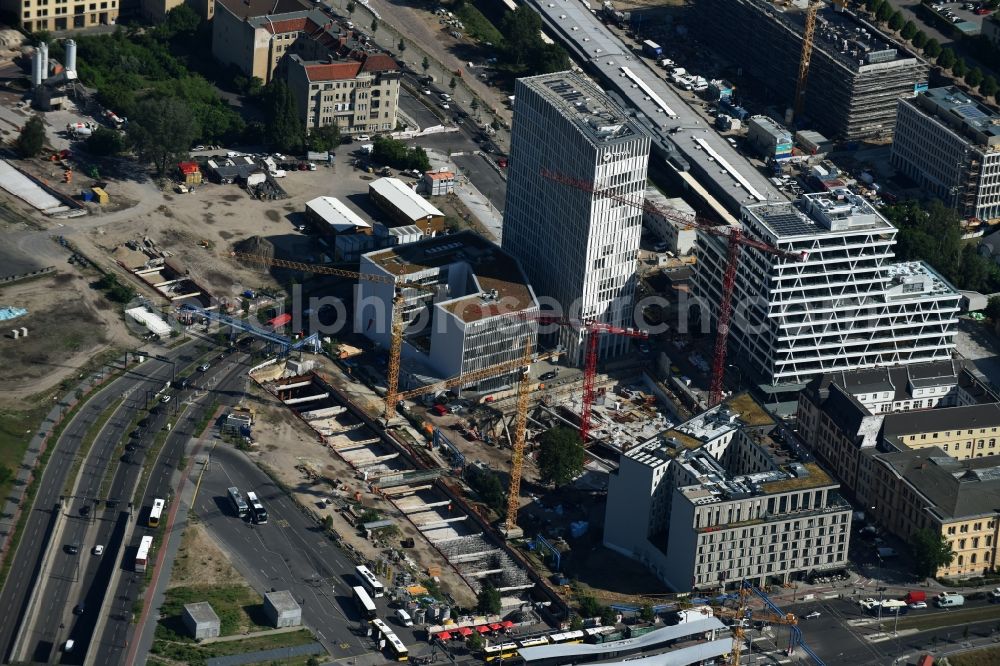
[9,0,118,31]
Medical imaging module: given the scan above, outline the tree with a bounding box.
[986,296,1000,321]
[537,426,584,486]
[569,615,584,630]
[876,2,893,23]
[888,10,905,31]
[84,127,126,156]
[466,631,484,652]
[937,48,956,70]
[126,97,198,175]
[15,116,45,158]
[163,4,200,37]
[966,66,984,88]
[347,1,355,14]
[578,596,602,618]
[924,38,942,59]
[307,123,341,152]
[477,582,501,614]
[639,604,655,622]
[261,79,304,153]
[982,75,1000,98]
[359,508,381,523]
[421,56,430,73]
[449,77,457,91]
[600,606,618,626]
[911,528,955,578]
[322,515,334,531]
[952,58,969,78]
[470,98,479,116]
[371,18,378,34]
[901,20,918,41]
[912,30,928,49]
[865,0,881,12]
[529,42,570,75]
[398,39,406,53]
[372,135,430,171]
[501,6,544,66]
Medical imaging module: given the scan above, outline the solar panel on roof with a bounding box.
[762,209,816,237]
[955,104,987,120]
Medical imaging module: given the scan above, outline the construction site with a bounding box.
[685,0,928,140]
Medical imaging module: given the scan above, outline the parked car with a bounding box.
[432,404,449,416]
[79,505,90,517]
[160,394,172,404]
[804,611,821,619]
[907,601,928,609]
[64,544,80,555]
[198,362,210,372]
[73,603,85,616]
[540,370,559,381]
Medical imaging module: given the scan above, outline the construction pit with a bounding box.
[245,356,550,616]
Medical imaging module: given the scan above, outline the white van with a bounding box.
[935,593,965,608]
[63,640,75,653]
[395,609,414,627]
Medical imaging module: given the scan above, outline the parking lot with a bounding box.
[928,1,995,33]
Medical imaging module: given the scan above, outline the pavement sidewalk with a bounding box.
[424,149,503,242]
[0,352,129,566]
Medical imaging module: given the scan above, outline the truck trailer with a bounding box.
[642,40,663,58]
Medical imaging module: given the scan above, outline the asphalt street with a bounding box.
[190,445,433,659]
[0,342,199,663]
[91,350,250,666]
[399,88,443,131]
[792,595,1000,665]
[452,153,506,211]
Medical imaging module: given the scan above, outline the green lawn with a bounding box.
[453,0,504,45]
[0,403,52,514]
[157,584,266,638]
[149,628,317,666]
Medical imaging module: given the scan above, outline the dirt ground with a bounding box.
[168,519,250,590]
[246,374,477,608]
[0,269,135,408]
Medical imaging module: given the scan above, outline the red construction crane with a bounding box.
[540,168,807,407]
[527,314,648,443]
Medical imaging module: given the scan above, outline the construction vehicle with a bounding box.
[541,168,807,407]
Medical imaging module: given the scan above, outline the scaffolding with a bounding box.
[437,535,534,592]
[688,0,927,140]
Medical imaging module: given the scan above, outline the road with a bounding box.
[0,342,199,663]
[189,445,434,659]
[793,595,1000,664]
[399,88,443,131]
[90,350,250,666]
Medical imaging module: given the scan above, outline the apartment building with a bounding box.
[286,53,399,135]
[10,0,118,31]
[604,394,851,591]
[891,87,1000,221]
[502,71,650,365]
[356,231,539,392]
[693,191,961,391]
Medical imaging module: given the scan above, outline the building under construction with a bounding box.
[688,0,928,141]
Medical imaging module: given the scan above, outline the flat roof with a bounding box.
[876,447,1000,521]
[521,71,642,146]
[917,86,1000,147]
[591,639,733,666]
[215,0,310,20]
[518,619,725,662]
[747,191,893,240]
[524,0,783,212]
[305,196,370,232]
[264,590,301,613]
[364,231,537,322]
[184,602,220,625]
[369,178,444,222]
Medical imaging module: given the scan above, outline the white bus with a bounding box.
[135,535,153,572]
[355,564,385,598]
[246,491,268,524]
[352,586,377,620]
[371,618,408,661]
[148,498,165,528]
[228,486,249,518]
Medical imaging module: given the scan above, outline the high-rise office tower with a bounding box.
[502,71,650,363]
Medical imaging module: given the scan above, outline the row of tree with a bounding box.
[863,0,999,98]
[498,7,570,76]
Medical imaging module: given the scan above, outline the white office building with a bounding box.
[502,71,650,365]
[603,394,851,591]
[891,87,1000,221]
[356,231,539,391]
[692,190,960,389]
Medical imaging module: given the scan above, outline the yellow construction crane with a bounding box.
[793,1,822,120]
[505,338,533,535]
[712,584,798,666]
[232,252,436,419]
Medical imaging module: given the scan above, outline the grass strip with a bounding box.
[150,628,316,665]
[61,397,125,497]
[896,604,1000,632]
